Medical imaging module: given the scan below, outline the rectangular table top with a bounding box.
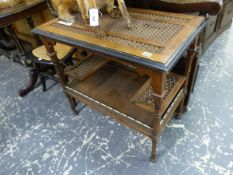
[32,8,205,71]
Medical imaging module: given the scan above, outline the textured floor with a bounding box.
[0,24,233,175]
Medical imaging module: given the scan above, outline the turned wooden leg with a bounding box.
[17,16,42,97]
[42,38,77,113]
[66,94,77,113]
[176,98,188,118]
[150,137,158,162]
[7,25,26,54]
[150,72,166,162]
[72,97,77,107]
[26,17,41,46]
[63,68,77,112]
[135,67,166,162]
[176,37,199,116]
[18,63,39,97]
[190,32,204,93]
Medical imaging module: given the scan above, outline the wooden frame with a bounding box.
[32,9,204,161]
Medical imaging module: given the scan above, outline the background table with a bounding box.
[0,0,46,51]
[0,0,47,97]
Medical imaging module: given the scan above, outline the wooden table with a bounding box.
[0,0,47,96]
[32,9,205,161]
[0,0,46,51]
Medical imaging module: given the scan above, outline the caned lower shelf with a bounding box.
[64,55,109,81]
[65,63,185,136]
[131,73,186,115]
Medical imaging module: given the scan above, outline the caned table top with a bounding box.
[32,8,205,71]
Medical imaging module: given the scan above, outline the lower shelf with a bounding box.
[65,64,185,136]
[131,73,185,113]
[65,56,109,81]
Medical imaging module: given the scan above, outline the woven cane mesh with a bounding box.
[102,35,164,53]
[102,15,183,44]
[130,12,190,24]
[51,10,189,55]
[52,23,96,37]
[67,56,107,80]
[134,74,177,110]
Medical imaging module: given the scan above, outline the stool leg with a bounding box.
[35,63,46,92]
[39,75,46,92]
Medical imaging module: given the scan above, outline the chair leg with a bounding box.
[39,75,46,92]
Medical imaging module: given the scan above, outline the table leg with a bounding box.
[190,32,204,93]
[26,17,41,46]
[176,37,199,117]
[42,38,77,113]
[6,25,26,54]
[18,63,39,97]
[135,66,166,161]
[150,136,160,162]
[0,28,15,50]
[9,21,39,97]
[17,16,42,97]
[150,71,166,162]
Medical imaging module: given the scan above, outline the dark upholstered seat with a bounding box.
[124,0,223,15]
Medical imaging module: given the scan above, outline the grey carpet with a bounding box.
[0,24,233,175]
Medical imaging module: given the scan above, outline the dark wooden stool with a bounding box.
[32,43,76,91]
